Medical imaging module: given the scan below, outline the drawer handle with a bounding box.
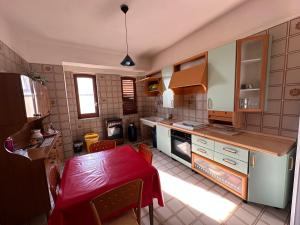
[223,147,238,154]
[197,139,207,144]
[223,158,237,165]
[198,149,207,154]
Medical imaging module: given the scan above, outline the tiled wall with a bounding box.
[0,40,29,74]
[65,72,145,146]
[245,17,300,138]
[30,63,73,157]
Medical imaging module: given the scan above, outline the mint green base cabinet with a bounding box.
[156,125,171,157]
[248,148,296,208]
[207,42,236,112]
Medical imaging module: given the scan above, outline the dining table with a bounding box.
[48,144,164,225]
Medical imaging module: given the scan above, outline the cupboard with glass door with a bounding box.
[235,34,271,112]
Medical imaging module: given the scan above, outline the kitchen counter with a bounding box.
[159,120,296,156]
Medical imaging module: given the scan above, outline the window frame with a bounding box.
[74,74,99,119]
[121,77,137,115]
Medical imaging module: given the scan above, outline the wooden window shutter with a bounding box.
[121,77,137,115]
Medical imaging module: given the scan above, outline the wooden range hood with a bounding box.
[169,52,208,94]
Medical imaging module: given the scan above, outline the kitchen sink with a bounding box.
[140,116,164,127]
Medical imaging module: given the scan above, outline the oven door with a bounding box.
[171,134,191,163]
[107,124,123,139]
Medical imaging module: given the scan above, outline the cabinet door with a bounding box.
[207,42,236,112]
[34,82,50,117]
[236,35,270,112]
[156,125,171,156]
[248,149,295,208]
[21,75,37,118]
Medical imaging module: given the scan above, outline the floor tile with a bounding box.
[167,198,185,213]
[234,207,256,224]
[177,208,197,225]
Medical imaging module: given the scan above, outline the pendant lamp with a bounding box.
[120,4,135,66]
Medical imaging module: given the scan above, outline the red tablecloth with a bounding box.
[48,145,164,225]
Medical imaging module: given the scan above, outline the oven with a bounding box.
[105,118,124,144]
[171,129,192,167]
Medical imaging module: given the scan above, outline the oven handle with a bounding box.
[171,135,191,142]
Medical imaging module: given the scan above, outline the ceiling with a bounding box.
[0,0,247,59]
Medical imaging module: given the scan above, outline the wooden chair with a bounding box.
[89,140,117,153]
[90,179,143,225]
[49,165,61,203]
[138,144,153,164]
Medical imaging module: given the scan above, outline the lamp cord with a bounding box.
[124,13,129,55]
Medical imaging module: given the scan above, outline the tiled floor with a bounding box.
[141,148,291,225]
[28,144,291,225]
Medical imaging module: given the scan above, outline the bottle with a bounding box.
[4,137,14,152]
[30,129,44,145]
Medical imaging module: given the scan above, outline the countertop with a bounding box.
[159,120,296,156]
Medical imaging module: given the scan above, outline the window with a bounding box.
[121,77,137,115]
[74,74,99,119]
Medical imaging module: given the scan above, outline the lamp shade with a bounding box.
[120,54,135,66]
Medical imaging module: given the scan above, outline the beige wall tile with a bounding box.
[287,52,300,68]
[288,34,300,52]
[271,39,286,56]
[262,127,279,135]
[268,71,283,85]
[284,85,300,100]
[290,17,300,36]
[270,55,285,71]
[263,114,280,128]
[269,22,288,40]
[246,113,261,126]
[268,86,282,100]
[265,100,281,114]
[281,129,298,138]
[283,100,300,115]
[282,115,299,131]
[286,69,300,84]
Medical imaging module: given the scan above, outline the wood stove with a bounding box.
[105,118,124,145]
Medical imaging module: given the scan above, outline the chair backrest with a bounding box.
[89,140,117,153]
[49,165,61,202]
[138,144,153,164]
[90,179,143,225]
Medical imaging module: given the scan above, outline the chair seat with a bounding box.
[104,209,139,225]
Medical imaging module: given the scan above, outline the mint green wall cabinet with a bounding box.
[248,148,296,208]
[207,42,236,112]
[157,125,171,157]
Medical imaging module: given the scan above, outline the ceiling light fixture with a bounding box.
[120,4,135,66]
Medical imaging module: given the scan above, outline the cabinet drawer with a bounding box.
[215,142,249,163]
[192,135,214,150]
[192,144,214,160]
[214,152,248,174]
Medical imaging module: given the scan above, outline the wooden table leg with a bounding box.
[149,203,153,225]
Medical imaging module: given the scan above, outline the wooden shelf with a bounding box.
[240,88,260,92]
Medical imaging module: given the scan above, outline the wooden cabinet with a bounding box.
[145,77,163,96]
[34,81,50,117]
[156,124,171,156]
[20,75,50,119]
[235,34,270,112]
[207,42,236,112]
[248,148,296,208]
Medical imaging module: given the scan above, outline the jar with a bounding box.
[30,129,44,145]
